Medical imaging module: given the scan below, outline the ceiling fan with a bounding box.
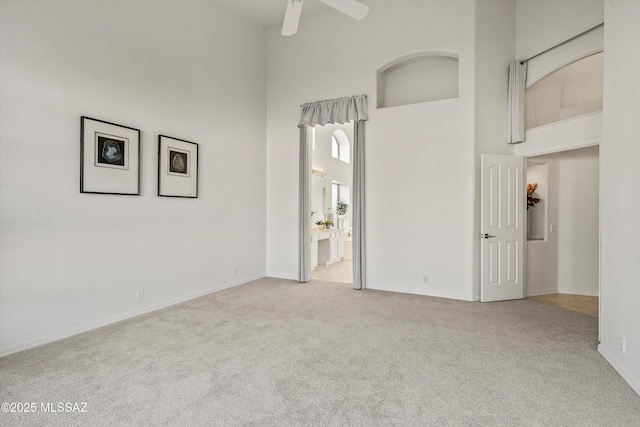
[282,0,369,36]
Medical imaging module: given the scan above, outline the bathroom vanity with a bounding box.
[311,229,346,269]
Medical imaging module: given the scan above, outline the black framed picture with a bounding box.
[158,135,198,198]
[80,116,140,195]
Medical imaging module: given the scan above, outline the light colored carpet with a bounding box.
[1,277,639,426]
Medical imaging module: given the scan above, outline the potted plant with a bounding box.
[527,183,541,210]
[336,200,349,229]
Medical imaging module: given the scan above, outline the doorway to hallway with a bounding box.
[525,145,600,320]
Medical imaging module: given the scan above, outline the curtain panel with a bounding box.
[508,61,528,144]
[298,125,312,283]
[351,120,366,290]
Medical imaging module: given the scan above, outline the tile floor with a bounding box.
[529,293,599,317]
[312,260,353,284]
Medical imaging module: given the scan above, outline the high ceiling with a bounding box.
[214,0,330,30]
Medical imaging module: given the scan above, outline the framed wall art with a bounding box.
[80,116,141,195]
[158,135,199,198]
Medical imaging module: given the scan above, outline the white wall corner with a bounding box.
[598,344,640,396]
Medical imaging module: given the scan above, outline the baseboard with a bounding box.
[526,288,558,297]
[366,284,476,302]
[0,275,264,358]
[598,344,640,396]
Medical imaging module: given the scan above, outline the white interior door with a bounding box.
[481,154,525,302]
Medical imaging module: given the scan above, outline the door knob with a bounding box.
[481,233,496,239]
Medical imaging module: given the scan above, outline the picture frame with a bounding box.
[80,116,141,195]
[158,135,199,198]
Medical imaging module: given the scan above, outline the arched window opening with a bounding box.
[525,52,603,129]
[331,130,350,163]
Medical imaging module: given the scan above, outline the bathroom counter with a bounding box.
[310,230,347,268]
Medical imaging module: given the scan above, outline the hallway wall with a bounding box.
[599,0,640,395]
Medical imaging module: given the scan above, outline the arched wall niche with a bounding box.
[377,51,460,109]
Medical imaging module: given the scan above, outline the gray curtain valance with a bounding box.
[299,95,368,127]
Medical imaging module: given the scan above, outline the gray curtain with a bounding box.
[351,120,366,290]
[508,61,528,144]
[298,125,312,283]
[298,95,368,289]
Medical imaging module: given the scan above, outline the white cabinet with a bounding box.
[317,230,345,266]
[311,237,319,269]
[337,231,346,260]
[337,233,345,259]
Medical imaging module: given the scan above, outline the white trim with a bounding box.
[515,111,602,157]
[0,275,264,358]
[598,344,640,396]
[598,126,603,343]
[525,110,601,133]
[526,288,559,297]
[521,139,599,158]
[367,284,476,302]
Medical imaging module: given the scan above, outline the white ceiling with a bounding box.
[213,0,344,30]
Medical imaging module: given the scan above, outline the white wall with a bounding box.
[474,0,517,300]
[526,163,548,241]
[266,0,478,300]
[526,161,559,296]
[0,0,267,355]
[556,146,600,296]
[599,0,640,396]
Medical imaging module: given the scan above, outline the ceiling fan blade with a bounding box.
[282,0,304,36]
[318,0,369,20]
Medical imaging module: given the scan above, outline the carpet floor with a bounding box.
[1,277,639,426]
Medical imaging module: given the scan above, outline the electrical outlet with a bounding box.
[619,336,626,354]
[233,267,238,276]
[422,274,429,284]
[136,289,144,301]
